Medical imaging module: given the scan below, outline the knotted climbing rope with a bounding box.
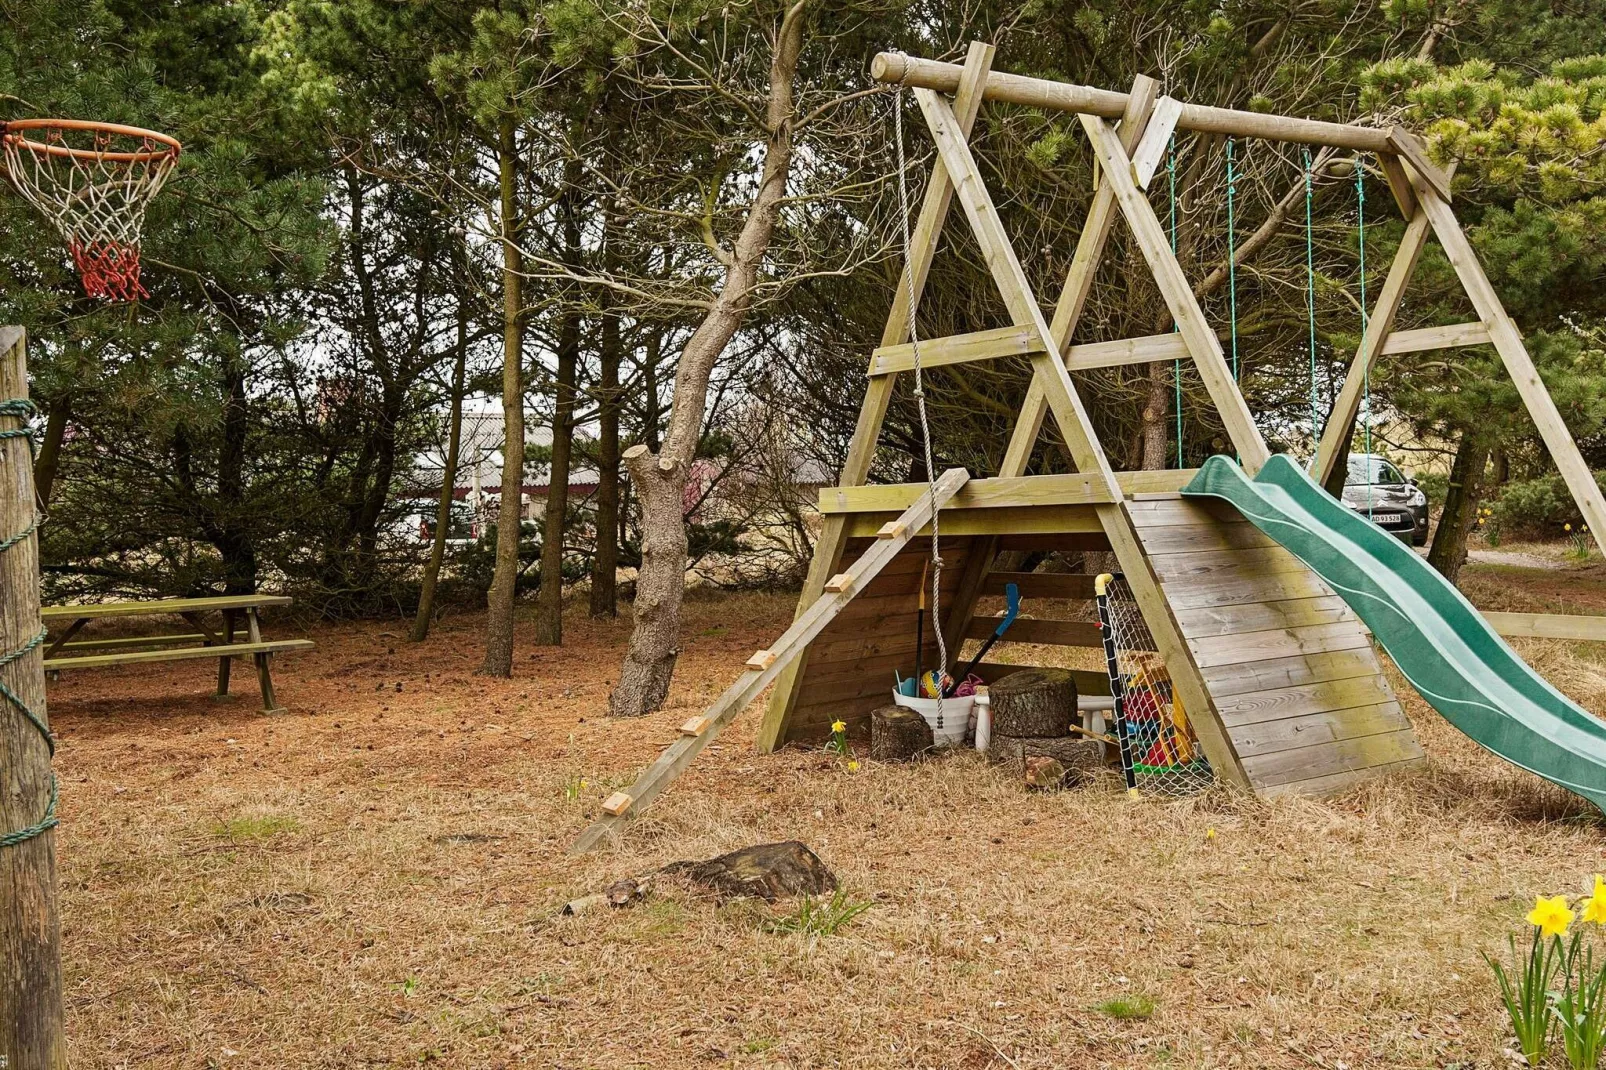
[892,76,949,718]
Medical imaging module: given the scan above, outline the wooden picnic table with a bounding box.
[41,594,314,713]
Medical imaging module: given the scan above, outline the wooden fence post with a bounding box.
[0,326,66,1067]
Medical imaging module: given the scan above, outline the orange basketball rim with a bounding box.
[2,118,182,302]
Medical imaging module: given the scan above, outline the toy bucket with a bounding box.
[891,691,975,747]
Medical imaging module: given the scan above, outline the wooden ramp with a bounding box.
[1126,494,1424,796]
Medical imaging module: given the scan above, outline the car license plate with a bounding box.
[1371,513,1402,524]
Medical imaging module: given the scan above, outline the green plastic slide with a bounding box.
[1183,453,1606,812]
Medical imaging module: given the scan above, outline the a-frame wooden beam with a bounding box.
[754,43,997,753]
[913,87,1249,788]
[1410,164,1606,554]
[573,469,971,851]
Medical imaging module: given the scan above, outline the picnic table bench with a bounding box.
[41,594,314,713]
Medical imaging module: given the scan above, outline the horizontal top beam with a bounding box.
[871,52,1397,153]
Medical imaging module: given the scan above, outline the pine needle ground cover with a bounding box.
[51,569,1606,1069]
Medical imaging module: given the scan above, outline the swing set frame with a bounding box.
[573,42,1606,849]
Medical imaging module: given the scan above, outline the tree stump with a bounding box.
[870,704,934,761]
[989,668,1077,738]
[990,734,1104,785]
[664,841,837,901]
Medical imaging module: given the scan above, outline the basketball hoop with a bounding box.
[2,119,181,302]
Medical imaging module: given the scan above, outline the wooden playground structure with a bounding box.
[574,42,1606,850]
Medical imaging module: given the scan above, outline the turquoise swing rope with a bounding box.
[1225,138,1239,381]
[1169,135,1182,468]
[1303,148,1320,451]
[1356,156,1372,518]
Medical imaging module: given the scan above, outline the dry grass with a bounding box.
[49,568,1606,1069]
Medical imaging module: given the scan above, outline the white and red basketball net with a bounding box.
[3,121,179,302]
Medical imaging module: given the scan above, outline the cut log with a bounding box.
[664,841,837,901]
[870,704,935,761]
[989,667,1077,737]
[990,734,1103,784]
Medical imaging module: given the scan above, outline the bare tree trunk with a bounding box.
[0,331,66,1067]
[1427,430,1490,586]
[482,115,526,677]
[591,209,622,619]
[411,281,469,643]
[535,164,584,646]
[609,1,807,717]
[32,394,67,507]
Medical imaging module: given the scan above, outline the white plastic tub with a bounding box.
[891,690,975,747]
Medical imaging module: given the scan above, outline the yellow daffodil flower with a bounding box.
[1528,894,1575,937]
[1583,875,1606,926]
[831,720,847,734]
[1205,828,1217,840]
[847,760,860,772]
[1565,523,1573,532]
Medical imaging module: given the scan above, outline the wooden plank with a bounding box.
[1078,113,1271,473]
[871,52,1398,152]
[844,505,1105,539]
[1188,621,1373,668]
[755,43,997,755]
[1117,469,1199,495]
[1125,496,1248,527]
[745,650,777,670]
[1064,333,1189,372]
[981,572,1097,599]
[1230,702,1413,758]
[820,473,1107,514]
[1199,647,1386,697]
[1216,674,1398,727]
[601,792,632,816]
[1482,611,1606,642]
[1135,523,1279,555]
[1378,153,1417,219]
[1003,75,1160,474]
[805,628,920,667]
[39,595,293,619]
[1148,545,1313,581]
[823,573,853,594]
[1379,321,1489,355]
[1160,568,1334,610]
[1242,728,1426,788]
[574,467,971,850]
[869,325,1042,376]
[55,630,248,651]
[1416,167,1606,556]
[995,532,1111,553]
[965,616,1102,647]
[43,639,314,671]
[1129,95,1183,188]
[1259,756,1424,799]
[1312,209,1433,487]
[1173,595,1357,638]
